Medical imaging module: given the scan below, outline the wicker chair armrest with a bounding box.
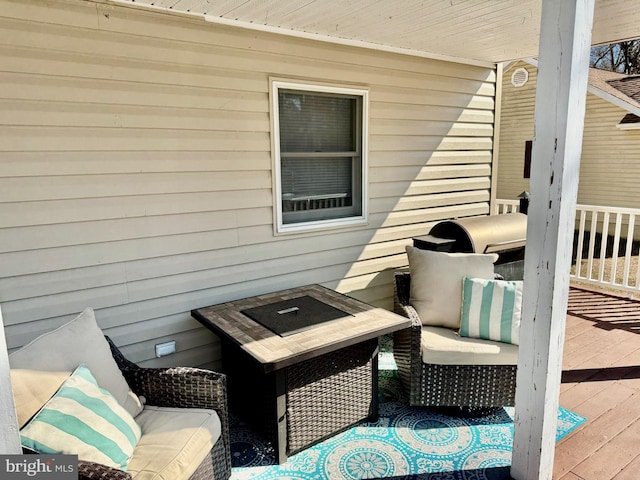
[393,273,423,332]
[78,460,132,480]
[393,272,425,369]
[105,336,227,410]
[395,301,423,330]
[123,366,228,411]
[26,445,133,480]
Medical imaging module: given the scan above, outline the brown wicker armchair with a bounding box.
[11,306,231,480]
[393,273,517,409]
[73,337,232,480]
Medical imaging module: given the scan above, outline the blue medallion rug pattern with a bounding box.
[230,352,586,480]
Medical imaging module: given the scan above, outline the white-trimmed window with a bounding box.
[272,81,368,233]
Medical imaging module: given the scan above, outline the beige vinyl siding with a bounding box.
[495,62,537,201]
[497,60,640,209]
[0,0,496,369]
[579,100,640,208]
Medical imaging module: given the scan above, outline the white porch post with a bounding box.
[0,306,21,453]
[511,1,594,479]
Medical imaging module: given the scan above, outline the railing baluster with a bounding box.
[587,211,598,281]
[598,212,610,284]
[635,220,640,290]
[610,213,622,285]
[575,209,587,279]
[623,214,635,287]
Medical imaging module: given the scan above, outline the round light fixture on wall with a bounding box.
[511,67,529,87]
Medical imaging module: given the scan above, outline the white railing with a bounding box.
[283,193,349,211]
[494,199,520,214]
[495,199,640,294]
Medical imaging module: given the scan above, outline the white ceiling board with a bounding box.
[107,0,640,64]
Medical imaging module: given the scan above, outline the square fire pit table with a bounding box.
[192,284,411,463]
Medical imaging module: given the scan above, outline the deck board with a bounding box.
[555,286,640,479]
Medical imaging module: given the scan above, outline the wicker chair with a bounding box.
[73,337,232,480]
[393,272,517,409]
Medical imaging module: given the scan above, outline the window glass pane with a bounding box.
[281,157,360,222]
[279,91,355,152]
[281,157,352,200]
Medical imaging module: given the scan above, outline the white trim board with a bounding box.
[0,306,21,454]
[511,0,594,477]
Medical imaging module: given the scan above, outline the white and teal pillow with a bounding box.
[20,364,141,471]
[460,276,523,345]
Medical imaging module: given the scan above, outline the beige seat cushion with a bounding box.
[9,307,143,418]
[420,325,518,366]
[127,406,221,480]
[406,246,498,330]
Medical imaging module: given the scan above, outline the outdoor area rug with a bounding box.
[229,351,586,480]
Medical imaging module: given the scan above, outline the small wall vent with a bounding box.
[511,67,529,87]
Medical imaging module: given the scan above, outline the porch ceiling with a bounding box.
[108,0,640,65]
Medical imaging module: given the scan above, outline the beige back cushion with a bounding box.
[406,246,497,329]
[10,370,70,428]
[9,307,143,418]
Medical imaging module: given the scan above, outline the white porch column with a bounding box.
[511,1,594,479]
[0,306,21,453]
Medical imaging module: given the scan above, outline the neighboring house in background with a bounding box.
[0,0,498,371]
[497,59,640,209]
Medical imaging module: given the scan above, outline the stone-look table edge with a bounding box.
[192,284,411,373]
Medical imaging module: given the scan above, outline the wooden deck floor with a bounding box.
[554,286,640,479]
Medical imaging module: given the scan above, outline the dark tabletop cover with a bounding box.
[241,295,352,337]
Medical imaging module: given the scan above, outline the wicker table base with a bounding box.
[223,337,378,460]
[192,284,410,463]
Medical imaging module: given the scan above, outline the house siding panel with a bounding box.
[497,60,640,210]
[0,0,497,369]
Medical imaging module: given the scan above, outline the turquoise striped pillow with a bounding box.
[460,277,523,345]
[20,364,141,471]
